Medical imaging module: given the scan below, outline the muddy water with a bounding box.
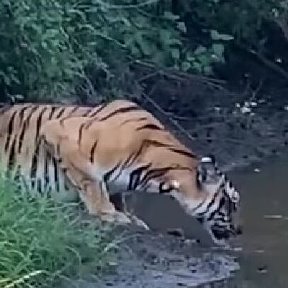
[128,155,288,288]
[230,156,288,288]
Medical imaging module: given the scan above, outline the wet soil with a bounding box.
[68,74,288,287]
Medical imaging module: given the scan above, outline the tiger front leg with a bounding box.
[61,156,132,226]
[40,127,132,226]
[111,193,150,230]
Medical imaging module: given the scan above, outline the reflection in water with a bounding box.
[230,156,288,288]
[128,155,288,288]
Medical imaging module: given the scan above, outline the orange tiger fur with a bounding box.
[0,100,241,246]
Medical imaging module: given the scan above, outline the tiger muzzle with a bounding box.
[211,224,243,241]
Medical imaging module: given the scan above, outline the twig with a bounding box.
[94,0,159,9]
[141,92,196,143]
[238,44,288,81]
[274,14,288,43]
[136,71,161,82]
[250,79,263,101]
[133,59,227,90]
[165,112,195,121]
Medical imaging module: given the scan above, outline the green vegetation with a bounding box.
[0,0,232,102]
[0,0,285,103]
[0,173,116,288]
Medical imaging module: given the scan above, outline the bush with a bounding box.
[1,0,284,104]
[0,0,232,103]
[0,173,115,288]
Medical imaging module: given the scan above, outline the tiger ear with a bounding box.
[197,155,220,185]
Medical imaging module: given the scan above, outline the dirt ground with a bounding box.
[69,65,288,288]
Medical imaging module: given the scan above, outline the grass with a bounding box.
[0,174,117,288]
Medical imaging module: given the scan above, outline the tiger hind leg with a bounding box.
[40,131,131,226]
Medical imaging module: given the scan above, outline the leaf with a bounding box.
[210,30,234,41]
[212,43,225,57]
[177,22,187,33]
[163,11,180,21]
[203,65,212,75]
[159,29,181,46]
[194,45,207,55]
[181,61,191,71]
[171,48,180,60]
[135,32,152,56]
[197,54,211,67]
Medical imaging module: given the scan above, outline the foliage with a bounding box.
[0,0,234,102]
[0,173,115,288]
[173,0,285,54]
[0,0,285,103]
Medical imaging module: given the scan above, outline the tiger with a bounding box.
[0,99,241,247]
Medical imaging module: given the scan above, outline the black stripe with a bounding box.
[44,150,50,190]
[99,105,141,121]
[207,197,226,221]
[67,106,79,117]
[81,108,94,117]
[145,139,170,148]
[136,123,163,131]
[90,141,98,163]
[103,163,122,184]
[18,106,39,153]
[58,106,79,126]
[84,104,110,129]
[18,120,28,153]
[8,136,17,170]
[88,104,108,117]
[5,110,18,152]
[121,117,148,126]
[59,117,67,126]
[197,190,220,217]
[52,156,59,192]
[140,167,172,187]
[128,163,152,190]
[36,179,42,193]
[78,123,86,146]
[30,137,43,181]
[48,107,58,120]
[18,105,31,126]
[30,108,48,183]
[35,107,47,139]
[119,141,147,171]
[56,143,61,156]
[55,107,67,118]
[159,182,173,194]
[13,165,22,183]
[169,147,197,158]
[25,106,39,126]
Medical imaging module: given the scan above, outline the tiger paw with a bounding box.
[129,215,150,230]
[100,211,132,225]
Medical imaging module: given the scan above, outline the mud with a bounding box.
[72,228,239,288]
[68,76,288,287]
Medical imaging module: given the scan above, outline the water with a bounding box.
[127,155,288,288]
[230,156,288,288]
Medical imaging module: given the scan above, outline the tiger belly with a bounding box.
[104,166,160,195]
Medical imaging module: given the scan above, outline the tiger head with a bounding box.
[194,155,242,246]
[160,155,242,247]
